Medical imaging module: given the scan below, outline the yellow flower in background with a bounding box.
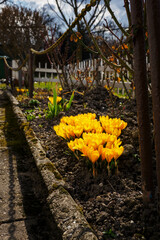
[117,77,121,83]
[58,87,62,92]
[16,88,28,93]
[116,69,121,73]
[57,96,62,103]
[121,44,128,50]
[48,96,62,104]
[109,57,114,62]
[70,32,82,42]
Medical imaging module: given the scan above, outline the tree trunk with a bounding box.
[146,0,160,204]
[130,0,153,203]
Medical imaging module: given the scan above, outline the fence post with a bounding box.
[29,50,34,98]
[4,63,9,86]
[96,59,101,86]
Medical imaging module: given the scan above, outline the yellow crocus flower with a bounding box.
[74,138,84,151]
[68,141,76,152]
[74,126,83,138]
[48,96,62,104]
[88,149,100,164]
[113,146,124,160]
[105,149,114,163]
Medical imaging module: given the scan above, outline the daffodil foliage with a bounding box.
[54,113,127,177]
[46,87,74,118]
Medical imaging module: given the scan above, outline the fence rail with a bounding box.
[12,59,135,97]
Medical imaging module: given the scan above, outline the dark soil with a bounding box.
[16,86,160,240]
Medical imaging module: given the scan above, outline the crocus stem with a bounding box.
[73,151,79,160]
[107,162,111,176]
[115,160,119,175]
[93,164,96,178]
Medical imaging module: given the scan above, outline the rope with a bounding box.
[31,0,100,55]
[1,55,29,71]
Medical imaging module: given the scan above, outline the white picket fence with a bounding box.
[12,59,135,97]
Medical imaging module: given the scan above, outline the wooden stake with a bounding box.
[130,0,153,202]
[146,0,160,205]
[29,50,34,98]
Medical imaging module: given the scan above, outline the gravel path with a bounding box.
[0,90,62,240]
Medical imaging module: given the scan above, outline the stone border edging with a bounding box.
[5,90,98,240]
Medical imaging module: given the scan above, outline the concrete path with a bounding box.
[0,90,62,240]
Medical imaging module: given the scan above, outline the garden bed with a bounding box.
[15,86,159,239]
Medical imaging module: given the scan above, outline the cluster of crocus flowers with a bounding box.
[54,113,127,176]
[16,88,28,93]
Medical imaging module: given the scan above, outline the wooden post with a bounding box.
[146,0,160,205]
[29,51,34,98]
[130,0,153,202]
[4,63,9,86]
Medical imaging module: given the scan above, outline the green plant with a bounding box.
[46,87,59,118]
[103,229,116,239]
[64,91,75,111]
[26,113,35,121]
[46,87,74,119]
[29,99,40,107]
[25,109,34,114]
[0,83,6,89]
[34,82,57,90]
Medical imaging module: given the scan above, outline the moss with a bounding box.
[54,170,63,180]
[76,204,84,215]
[25,128,35,140]
[48,183,59,194]
[20,122,29,130]
[42,162,62,180]
[31,138,38,143]
[23,124,30,132]
[0,123,4,129]
[0,137,7,147]
[58,186,69,195]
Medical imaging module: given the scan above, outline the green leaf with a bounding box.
[66,91,74,111]
[53,87,58,116]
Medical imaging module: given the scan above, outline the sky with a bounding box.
[1,0,128,30]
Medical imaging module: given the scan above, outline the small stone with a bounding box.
[99,183,103,188]
[96,211,108,222]
[96,196,103,201]
[123,144,135,156]
[132,129,139,140]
